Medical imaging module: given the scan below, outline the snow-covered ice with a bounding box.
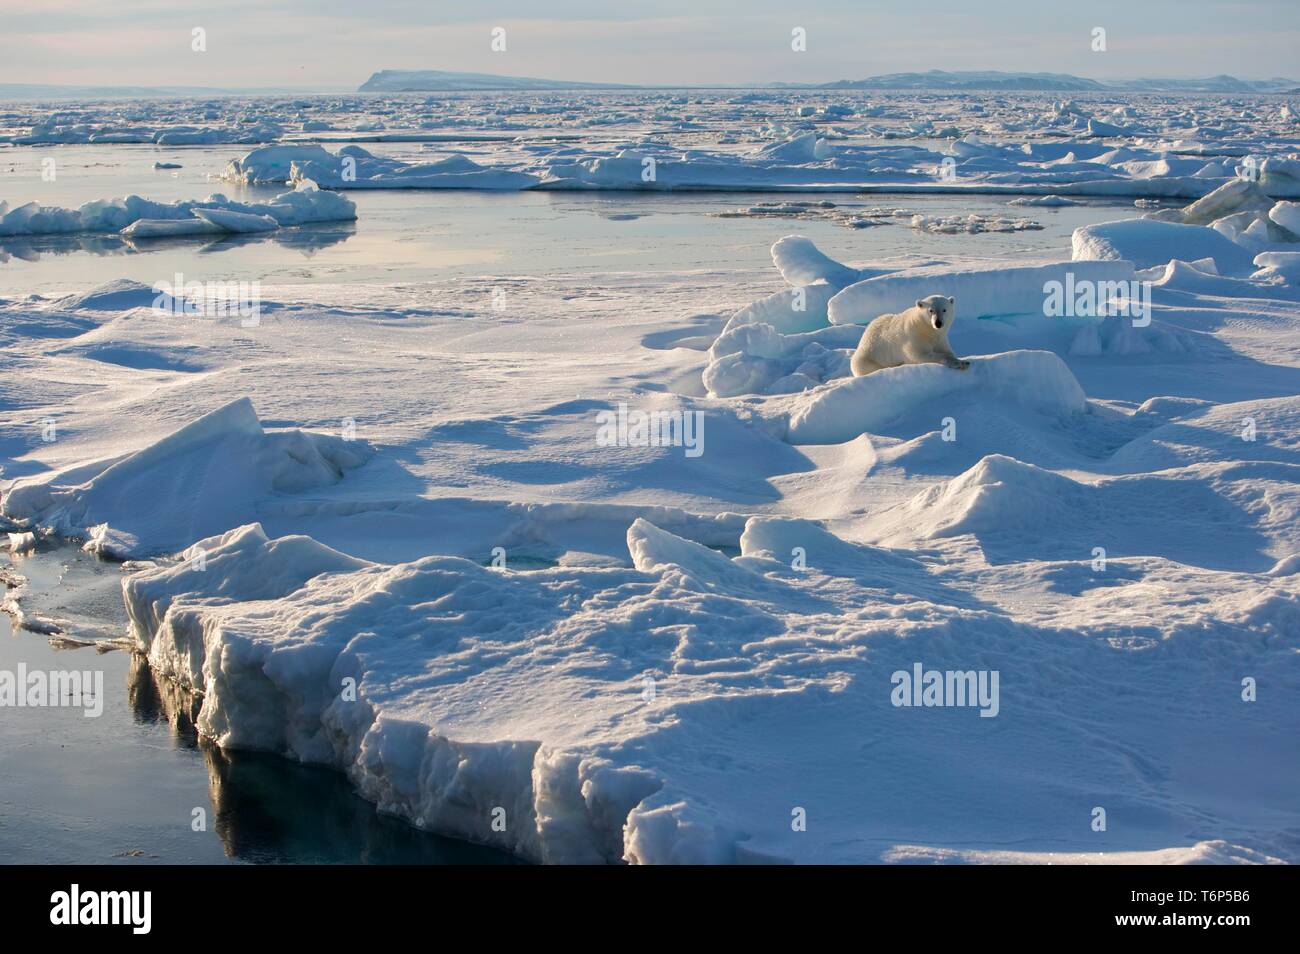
[827,259,1139,324]
[1073,218,1259,274]
[0,181,356,238]
[2,398,372,558]
[2,86,1298,865]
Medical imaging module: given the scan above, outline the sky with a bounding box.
[2,0,1298,89]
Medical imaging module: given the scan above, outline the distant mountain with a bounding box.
[359,70,629,92]
[357,69,1299,95]
[822,70,1299,93]
[824,71,1106,92]
[1105,74,1298,93]
[9,70,1291,102]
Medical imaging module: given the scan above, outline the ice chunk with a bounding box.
[1,399,373,558]
[1173,178,1273,225]
[723,282,842,336]
[1253,251,1300,283]
[1072,218,1258,274]
[703,324,859,397]
[828,260,1136,324]
[0,186,355,238]
[786,350,1086,444]
[192,207,280,233]
[757,132,822,162]
[121,217,224,239]
[222,144,340,185]
[627,516,755,587]
[1209,209,1266,245]
[1268,200,1300,238]
[770,234,862,287]
[1085,117,1136,137]
[1258,157,1300,197]
[268,145,541,191]
[909,213,1041,234]
[261,181,358,225]
[0,200,83,235]
[1006,195,1081,206]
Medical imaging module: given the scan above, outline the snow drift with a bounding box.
[785,350,1087,444]
[1,399,373,558]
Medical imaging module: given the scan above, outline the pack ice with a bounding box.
[179,97,1300,199]
[2,89,1298,865]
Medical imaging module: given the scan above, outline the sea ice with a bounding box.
[0,182,355,238]
[1072,218,1259,274]
[1,399,373,559]
[785,351,1087,444]
[2,86,1298,865]
[828,259,1138,323]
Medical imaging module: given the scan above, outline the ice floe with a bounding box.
[0,181,356,239]
[224,144,539,190]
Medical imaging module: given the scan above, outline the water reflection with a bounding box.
[126,652,519,865]
[0,223,355,263]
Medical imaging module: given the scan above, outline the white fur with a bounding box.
[850,294,970,377]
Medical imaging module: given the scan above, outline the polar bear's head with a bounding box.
[916,295,956,332]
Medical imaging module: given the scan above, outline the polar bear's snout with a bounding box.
[918,295,955,331]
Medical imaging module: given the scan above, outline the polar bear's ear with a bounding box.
[916,299,924,309]
[947,297,955,305]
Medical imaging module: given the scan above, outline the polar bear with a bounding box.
[850,294,970,377]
